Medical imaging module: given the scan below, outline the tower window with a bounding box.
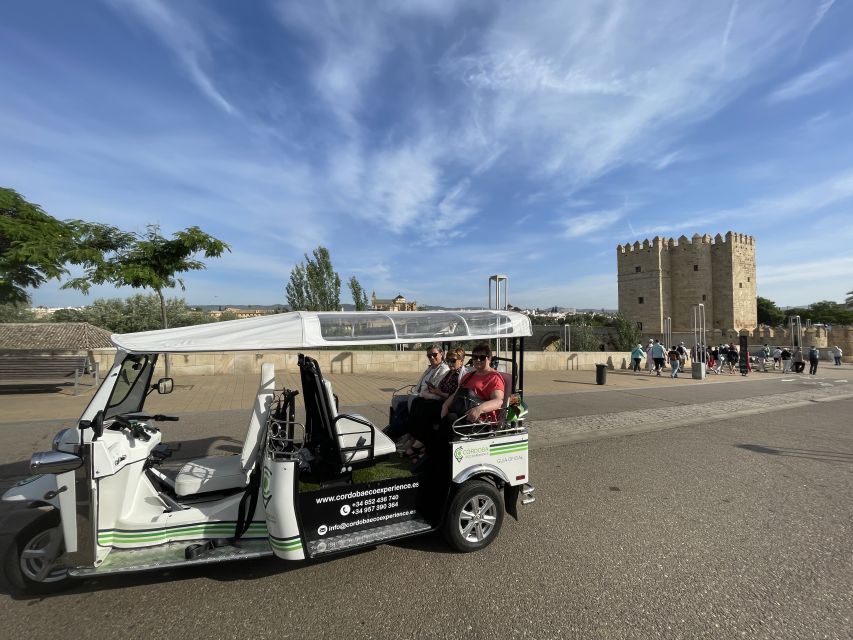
[638,297,644,304]
[747,277,750,282]
[739,283,743,288]
[702,294,706,301]
[635,266,641,273]
[693,265,698,271]
[636,322,643,330]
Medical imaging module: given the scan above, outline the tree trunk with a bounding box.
[157,288,171,378]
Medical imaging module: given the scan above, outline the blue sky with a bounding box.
[3,0,853,310]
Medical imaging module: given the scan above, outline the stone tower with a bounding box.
[616,232,757,332]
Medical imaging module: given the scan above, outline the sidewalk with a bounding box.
[0,363,810,424]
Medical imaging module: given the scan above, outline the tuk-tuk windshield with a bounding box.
[105,354,156,418]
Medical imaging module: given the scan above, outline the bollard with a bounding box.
[595,363,607,385]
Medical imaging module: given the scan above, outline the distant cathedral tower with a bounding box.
[616,232,757,332]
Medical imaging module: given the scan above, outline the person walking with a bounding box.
[781,347,792,374]
[808,346,820,375]
[756,345,767,372]
[676,341,688,374]
[651,339,667,376]
[772,346,782,370]
[668,345,681,378]
[630,343,646,373]
[834,345,843,366]
[792,347,805,374]
[645,340,654,375]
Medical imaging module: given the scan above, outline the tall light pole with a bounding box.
[489,274,509,361]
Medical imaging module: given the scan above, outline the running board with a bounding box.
[521,483,535,505]
[307,518,433,558]
[68,538,273,577]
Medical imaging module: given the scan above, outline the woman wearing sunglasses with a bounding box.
[441,344,505,427]
[404,347,468,457]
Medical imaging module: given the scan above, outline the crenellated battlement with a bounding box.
[617,231,755,255]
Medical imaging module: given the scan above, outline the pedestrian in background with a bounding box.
[631,343,645,373]
[651,339,667,376]
[756,346,767,372]
[834,345,843,366]
[792,347,805,374]
[646,340,654,375]
[668,345,680,378]
[772,346,782,370]
[809,346,820,375]
[781,347,792,373]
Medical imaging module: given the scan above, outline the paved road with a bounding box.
[1,385,851,638]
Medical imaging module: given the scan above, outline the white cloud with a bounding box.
[104,0,237,114]
[561,209,623,238]
[767,50,853,104]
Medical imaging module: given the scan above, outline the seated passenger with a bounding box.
[435,343,505,443]
[386,344,449,440]
[403,348,468,457]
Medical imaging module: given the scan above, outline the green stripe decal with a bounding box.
[490,441,528,451]
[269,535,302,551]
[98,522,268,545]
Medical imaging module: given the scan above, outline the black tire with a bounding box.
[3,511,72,595]
[442,480,504,552]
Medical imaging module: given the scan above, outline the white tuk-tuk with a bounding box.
[2,310,534,594]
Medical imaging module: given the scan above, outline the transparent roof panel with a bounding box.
[318,314,396,341]
[317,312,515,342]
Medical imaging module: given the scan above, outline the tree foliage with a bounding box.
[611,313,643,350]
[50,294,215,333]
[285,246,342,311]
[783,300,853,326]
[63,224,229,330]
[348,276,369,311]
[757,296,785,326]
[0,188,99,304]
[0,302,36,323]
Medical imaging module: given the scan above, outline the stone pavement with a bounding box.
[0,364,808,424]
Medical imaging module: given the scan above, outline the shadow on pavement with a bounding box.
[736,443,853,464]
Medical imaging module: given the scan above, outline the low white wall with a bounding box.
[89,348,634,376]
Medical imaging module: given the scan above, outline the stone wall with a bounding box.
[88,348,636,376]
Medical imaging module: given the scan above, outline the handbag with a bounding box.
[450,387,484,417]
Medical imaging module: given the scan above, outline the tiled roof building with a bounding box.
[0,323,114,351]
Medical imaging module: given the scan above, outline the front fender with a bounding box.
[2,474,60,508]
[2,471,77,552]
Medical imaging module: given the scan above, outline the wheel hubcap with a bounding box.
[458,495,497,543]
[20,526,67,583]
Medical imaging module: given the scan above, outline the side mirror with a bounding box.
[80,409,104,441]
[156,378,174,394]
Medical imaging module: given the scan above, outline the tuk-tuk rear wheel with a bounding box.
[442,480,504,552]
[4,511,71,595]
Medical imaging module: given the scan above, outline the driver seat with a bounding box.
[174,363,276,496]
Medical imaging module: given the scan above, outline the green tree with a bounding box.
[0,302,36,322]
[63,224,229,331]
[52,295,216,333]
[348,276,369,311]
[611,313,643,350]
[791,300,853,325]
[1,188,131,304]
[285,246,341,311]
[1,188,71,304]
[756,296,785,326]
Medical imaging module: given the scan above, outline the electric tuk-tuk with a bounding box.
[2,310,534,594]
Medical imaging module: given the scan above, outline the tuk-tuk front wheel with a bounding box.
[443,480,504,552]
[4,511,71,595]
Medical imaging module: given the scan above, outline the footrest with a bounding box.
[307,518,432,558]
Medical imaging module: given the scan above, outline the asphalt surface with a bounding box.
[1,374,852,638]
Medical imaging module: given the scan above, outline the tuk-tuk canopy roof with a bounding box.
[111,310,532,353]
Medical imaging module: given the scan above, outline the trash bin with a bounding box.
[595,363,607,385]
[691,361,705,380]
